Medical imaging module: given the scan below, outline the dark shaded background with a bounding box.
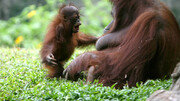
[0,0,179,24]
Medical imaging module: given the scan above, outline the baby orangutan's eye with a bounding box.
[76,16,80,19]
[70,18,77,23]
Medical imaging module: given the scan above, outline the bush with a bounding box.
[0,0,112,48]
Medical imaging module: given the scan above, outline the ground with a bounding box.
[0,48,172,100]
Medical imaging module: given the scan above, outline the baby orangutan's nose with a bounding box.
[77,21,81,26]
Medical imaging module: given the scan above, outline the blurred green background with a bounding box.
[0,0,179,48]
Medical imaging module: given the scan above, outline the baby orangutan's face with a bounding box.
[61,6,81,33]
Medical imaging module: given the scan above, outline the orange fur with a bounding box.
[40,5,98,78]
[64,0,180,88]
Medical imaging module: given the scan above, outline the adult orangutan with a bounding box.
[63,0,180,89]
[40,4,98,78]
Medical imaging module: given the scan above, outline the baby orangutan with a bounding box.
[40,4,98,78]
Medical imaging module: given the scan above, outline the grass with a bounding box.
[0,48,172,101]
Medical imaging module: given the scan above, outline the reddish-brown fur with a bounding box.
[64,0,180,88]
[40,5,97,78]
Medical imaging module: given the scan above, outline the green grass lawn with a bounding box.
[0,48,172,101]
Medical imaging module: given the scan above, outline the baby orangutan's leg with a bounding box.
[45,63,64,78]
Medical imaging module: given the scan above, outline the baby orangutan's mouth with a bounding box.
[73,25,80,33]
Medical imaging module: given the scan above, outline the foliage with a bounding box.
[0,48,172,100]
[0,0,112,48]
[80,0,112,35]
